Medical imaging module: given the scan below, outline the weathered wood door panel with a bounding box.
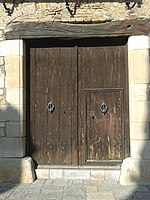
[30,46,78,165]
[85,89,123,163]
[78,44,128,164]
[28,38,129,166]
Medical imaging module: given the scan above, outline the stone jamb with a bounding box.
[0,30,150,184]
[120,35,150,185]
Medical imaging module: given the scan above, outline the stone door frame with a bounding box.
[0,22,150,183]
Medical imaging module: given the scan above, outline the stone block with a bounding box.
[105,170,120,181]
[130,122,150,140]
[0,105,20,121]
[87,192,115,200]
[6,88,25,105]
[0,56,4,65]
[130,101,150,122]
[90,170,105,181]
[129,84,150,102]
[128,49,150,84]
[86,185,98,193]
[0,137,25,157]
[63,169,90,180]
[0,122,5,127]
[0,96,6,104]
[6,121,25,137]
[0,30,3,38]
[35,169,49,179]
[128,36,150,50]
[130,140,150,159]
[0,71,4,88]
[0,104,25,121]
[120,157,150,185]
[5,56,23,89]
[0,40,23,56]
[50,169,63,179]
[0,127,5,137]
[0,89,3,95]
[0,157,36,183]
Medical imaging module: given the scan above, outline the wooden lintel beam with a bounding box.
[4,19,150,39]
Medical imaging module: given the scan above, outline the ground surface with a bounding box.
[0,179,150,200]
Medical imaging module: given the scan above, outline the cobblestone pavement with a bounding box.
[0,179,150,200]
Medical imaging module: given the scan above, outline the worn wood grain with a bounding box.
[27,37,129,166]
[29,41,78,165]
[5,19,150,39]
[77,38,129,164]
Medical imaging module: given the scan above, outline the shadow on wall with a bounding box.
[0,105,21,196]
[0,105,35,197]
[118,37,150,199]
[129,37,150,185]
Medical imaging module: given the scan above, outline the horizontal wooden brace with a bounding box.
[5,19,150,39]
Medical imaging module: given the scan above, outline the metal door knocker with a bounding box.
[47,101,55,113]
[100,102,108,114]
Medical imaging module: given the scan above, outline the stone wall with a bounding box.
[0,39,25,157]
[0,0,148,159]
[0,0,149,26]
[120,35,150,185]
[0,0,149,183]
[0,35,35,182]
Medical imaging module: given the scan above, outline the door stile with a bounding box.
[122,44,130,158]
[77,45,87,166]
[29,48,36,158]
[72,45,78,165]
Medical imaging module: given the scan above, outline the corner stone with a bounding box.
[120,157,150,185]
[0,157,36,183]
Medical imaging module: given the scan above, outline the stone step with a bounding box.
[35,165,121,181]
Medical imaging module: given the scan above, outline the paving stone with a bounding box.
[13,184,31,191]
[113,183,148,192]
[62,195,85,200]
[63,186,86,199]
[84,180,99,186]
[136,192,150,200]
[97,181,113,192]
[43,179,53,186]
[51,180,72,186]
[40,190,63,199]
[72,180,84,187]
[113,183,149,200]
[86,185,98,193]
[43,184,64,191]
[0,182,18,190]
[29,179,45,188]
[113,189,138,200]
[0,188,16,200]
[0,179,150,200]
[9,190,41,200]
[146,185,150,192]
[87,192,115,200]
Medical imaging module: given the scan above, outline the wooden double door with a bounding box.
[27,38,129,166]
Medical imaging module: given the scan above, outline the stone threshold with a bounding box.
[36,165,121,181]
